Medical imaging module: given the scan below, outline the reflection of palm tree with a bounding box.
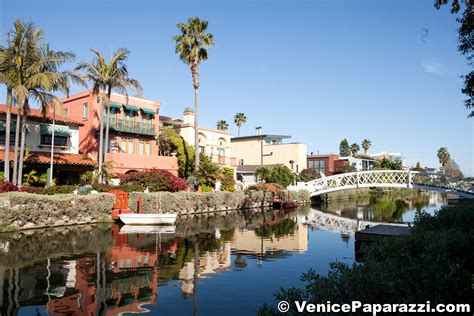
[234,254,247,270]
[193,237,199,316]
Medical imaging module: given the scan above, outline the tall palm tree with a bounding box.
[361,139,371,154]
[350,143,360,156]
[75,48,142,183]
[216,120,228,130]
[233,112,247,137]
[437,147,451,173]
[173,17,215,169]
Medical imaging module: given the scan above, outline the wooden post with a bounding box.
[137,196,143,214]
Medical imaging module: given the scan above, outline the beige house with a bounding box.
[160,108,235,167]
[231,133,307,182]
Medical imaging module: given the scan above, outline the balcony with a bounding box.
[210,154,237,166]
[106,117,155,136]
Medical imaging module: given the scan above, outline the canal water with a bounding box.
[0,192,445,316]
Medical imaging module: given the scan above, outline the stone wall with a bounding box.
[0,192,115,231]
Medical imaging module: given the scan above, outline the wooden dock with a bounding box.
[355,224,412,243]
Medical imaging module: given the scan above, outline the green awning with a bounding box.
[109,102,122,109]
[40,123,71,137]
[0,121,17,132]
[140,108,156,115]
[124,104,139,112]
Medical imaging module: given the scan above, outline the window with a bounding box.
[120,138,135,154]
[0,131,15,143]
[109,138,117,152]
[139,140,151,155]
[82,103,88,119]
[40,135,68,146]
[309,159,326,174]
[199,146,205,154]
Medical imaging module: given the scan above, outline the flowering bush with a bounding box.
[121,169,187,192]
[0,180,44,194]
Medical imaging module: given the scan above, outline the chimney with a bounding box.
[183,107,195,124]
[255,126,262,136]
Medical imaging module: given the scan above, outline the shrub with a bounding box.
[0,180,20,193]
[298,168,318,182]
[196,155,222,187]
[221,167,236,192]
[121,169,187,192]
[201,185,213,192]
[43,185,77,195]
[246,183,284,192]
[255,164,295,188]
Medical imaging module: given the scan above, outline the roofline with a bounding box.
[231,134,291,141]
[0,105,83,126]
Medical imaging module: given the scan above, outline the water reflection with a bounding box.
[0,209,306,315]
[319,192,446,223]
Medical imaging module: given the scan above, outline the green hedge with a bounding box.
[0,192,115,230]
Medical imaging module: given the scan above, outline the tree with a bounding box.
[173,17,215,169]
[1,20,77,187]
[350,143,360,156]
[195,154,222,187]
[234,112,247,137]
[444,159,464,178]
[255,164,295,188]
[413,161,426,172]
[339,139,351,156]
[216,120,228,130]
[361,139,371,154]
[437,147,451,172]
[76,48,142,183]
[159,128,195,178]
[221,167,236,192]
[298,168,318,182]
[435,0,474,117]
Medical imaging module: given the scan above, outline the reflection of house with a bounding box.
[61,90,178,175]
[160,108,235,167]
[0,104,95,183]
[178,242,232,295]
[231,224,308,254]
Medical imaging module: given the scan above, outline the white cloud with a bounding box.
[421,60,443,74]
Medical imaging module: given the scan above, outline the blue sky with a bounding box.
[1,0,473,174]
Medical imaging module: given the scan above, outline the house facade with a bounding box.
[0,105,95,184]
[61,90,178,175]
[160,108,235,167]
[307,154,375,176]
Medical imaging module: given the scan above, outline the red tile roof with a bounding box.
[0,104,83,126]
[0,150,95,166]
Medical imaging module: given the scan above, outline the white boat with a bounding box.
[119,225,176,234]
[118,213,177,225]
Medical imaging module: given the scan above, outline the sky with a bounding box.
[1,0,473,175]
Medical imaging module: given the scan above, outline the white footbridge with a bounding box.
[289,170,474,199]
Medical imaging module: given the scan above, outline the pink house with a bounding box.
[61,90,178,175]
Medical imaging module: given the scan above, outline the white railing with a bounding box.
[289,170,474,198]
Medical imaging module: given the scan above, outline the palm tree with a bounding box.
[361,139,371,154]
[173,17,215,169]
[216,120,228,130]
[4,21,78,187]
[233,112,247,137]
[350,143,360,156]
[437,147,451,173]
[76,48,142,183]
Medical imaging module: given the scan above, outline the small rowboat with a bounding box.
[119,225,176,234]
[118,213,177,225]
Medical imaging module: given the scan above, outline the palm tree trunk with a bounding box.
[193,237,199,316]
[192,64,200,170]
[103,88,112,183]
[238,126,240,137]
[17,107,28,188]
[12,108,21,186]
[48,108,55,187]
[97,92,105,183]
[4,88,12,181]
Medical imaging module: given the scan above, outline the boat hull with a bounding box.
[118,213,177,225]
[119,225,176,234]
